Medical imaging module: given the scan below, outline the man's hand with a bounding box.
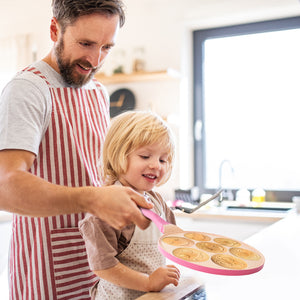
[0,149,153,230]
[82,185,153,230]
[0,150,152,228]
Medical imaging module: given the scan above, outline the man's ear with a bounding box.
[50,17,60,42]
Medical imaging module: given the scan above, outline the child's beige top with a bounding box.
[79,189,176,271]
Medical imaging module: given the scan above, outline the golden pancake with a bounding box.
[229,247,261,261]
[211,254,248,270]
[162,236,194,247]
[184,232,211,241]
[196,241,226,253]
[213,237,241,247]
[173,248,209,262]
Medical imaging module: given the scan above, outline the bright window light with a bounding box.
[203,28,300,191]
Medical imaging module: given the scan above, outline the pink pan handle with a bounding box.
[140,208,169,233]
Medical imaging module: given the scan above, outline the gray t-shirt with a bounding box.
[0,61,107,155]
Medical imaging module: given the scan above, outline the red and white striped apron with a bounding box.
[9,67,109,300]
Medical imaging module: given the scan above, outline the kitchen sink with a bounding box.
[226,206,292,213]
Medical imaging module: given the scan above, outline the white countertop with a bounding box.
[192,210,300,300]
[139,204,298,300]
[174,201,294,223]
[1,201,293,223]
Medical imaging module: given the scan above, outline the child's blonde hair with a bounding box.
[102,110,175,186]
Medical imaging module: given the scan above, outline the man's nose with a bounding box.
[90,48,103,68]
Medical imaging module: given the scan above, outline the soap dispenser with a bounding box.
[252,188,266,203]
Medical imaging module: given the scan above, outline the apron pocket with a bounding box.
[50,228,97,299]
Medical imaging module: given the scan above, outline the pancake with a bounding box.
[162,236,194,247]
[229,247,261,261]
[184,232,211,241]
[211,254,248,270]
[196,241,226,253]
[173,247,209,262]
[213,237,241,247]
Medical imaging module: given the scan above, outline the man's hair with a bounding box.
[101,110,175,186]
[52,0,125,31]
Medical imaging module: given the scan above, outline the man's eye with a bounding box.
[80,42,91,47]
[102,45,113,51]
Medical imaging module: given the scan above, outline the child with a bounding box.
[79,110,180,299]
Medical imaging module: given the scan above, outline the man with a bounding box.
[0,1,152,299]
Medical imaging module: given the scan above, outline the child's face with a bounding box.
[119,142,169,194]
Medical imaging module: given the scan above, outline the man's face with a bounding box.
[52,13,120,87]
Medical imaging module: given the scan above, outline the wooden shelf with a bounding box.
[95,69,181,85]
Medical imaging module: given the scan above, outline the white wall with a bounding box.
[0,0,52,58]
[1,0,300,200]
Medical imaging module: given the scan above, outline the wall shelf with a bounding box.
[95,69,181,85]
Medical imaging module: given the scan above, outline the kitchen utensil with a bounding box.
[175,189,223,213]
[140,208,265,276]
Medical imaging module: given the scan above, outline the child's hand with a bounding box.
[147,265,180,292]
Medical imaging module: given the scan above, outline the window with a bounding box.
[193,17,300,202]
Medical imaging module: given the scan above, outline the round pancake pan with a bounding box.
[141,208,265,276]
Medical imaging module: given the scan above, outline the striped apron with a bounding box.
[9,67,109,300]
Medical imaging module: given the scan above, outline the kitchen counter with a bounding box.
[0,201,293,223]
[139,208,299,299]
[1,206,298,299]
[187,210,300,300]
[174,201,294,223]
[174,202,294,242]
[136,276,205,299]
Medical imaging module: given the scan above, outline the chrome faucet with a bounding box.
[218,160,234,201]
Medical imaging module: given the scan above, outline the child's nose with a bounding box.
[149,160,161,169]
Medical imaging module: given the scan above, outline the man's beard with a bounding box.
[54,38,99,88]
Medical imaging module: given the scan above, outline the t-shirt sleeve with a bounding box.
[79,214,128,271]
[0,75,51,155]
